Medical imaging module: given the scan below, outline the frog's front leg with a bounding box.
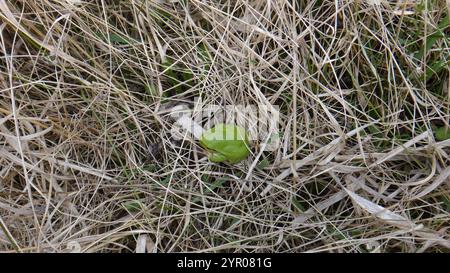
[208,152,228,163]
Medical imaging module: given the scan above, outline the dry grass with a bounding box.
[0,0,449,253]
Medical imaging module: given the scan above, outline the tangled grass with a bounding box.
[0,0,449,253]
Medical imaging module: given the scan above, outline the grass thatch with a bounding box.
[0,0,449,252]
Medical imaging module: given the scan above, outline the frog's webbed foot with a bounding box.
[208,153,228,163]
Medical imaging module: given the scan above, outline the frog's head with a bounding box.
[199,123,250,164]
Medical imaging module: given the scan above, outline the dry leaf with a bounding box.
[345,188,450,248]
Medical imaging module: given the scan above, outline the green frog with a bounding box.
[200,123,250,164]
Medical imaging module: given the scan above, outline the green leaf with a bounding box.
[95,32,131,45]
[257,158,270,169]
[425,59,449,80]
[122,200,142,212]
[441,196,450,213]
[414,14,448,60]
[435,126,450,141]
[292,198,305,212]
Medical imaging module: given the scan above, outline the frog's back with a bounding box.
[204,124,247,143]
[220,141,250,162]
